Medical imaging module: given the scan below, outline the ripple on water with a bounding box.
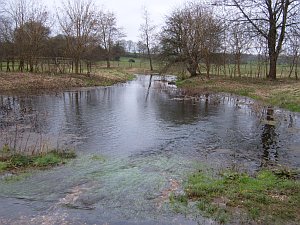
[0,75,299,224]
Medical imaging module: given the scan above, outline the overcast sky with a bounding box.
[46,0,189,41]
[100,0,187,41]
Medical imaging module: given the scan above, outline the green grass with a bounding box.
[0,162,8,172]
[94,57,161,71]
[33,153,62,167]
[204,63,300,79]
[0,150,76,172]
[173,169,300,224]
[267,90,300,112]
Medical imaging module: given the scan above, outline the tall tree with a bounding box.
[44,35,68,58]
[160,2,221,77]
[97,10,124,68]
[223,0,300,80]
[57,0,98,74]
[3,0,50,72]
[139,7,156,71]
[14,20,50,72]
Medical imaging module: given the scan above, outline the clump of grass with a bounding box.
[178,169,300,224]
[33,152,62,167]
[0,149,76,172]
[91,154,106,162]
[0,161,8,172]
[169,193,189,214]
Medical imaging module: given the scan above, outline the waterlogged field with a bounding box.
[177,76,300,112]
[0,75,299,224]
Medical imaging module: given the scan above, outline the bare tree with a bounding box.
[227,22,252,77]
[15,20,50,72]
[0,4,10,49]
[0,16,13,43]
[2,0,51,72]
[286,29,300,79]
[125,40,134,53]
[222,0,300,80]
[201,14,222,78]
[0,0,4,12]
[137,41,146,56]
[160,2,222,77]
[97,10,124,68]
[57,0,98,74]
[139,7,156,71]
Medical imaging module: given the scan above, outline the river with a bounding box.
[0,75,299,225]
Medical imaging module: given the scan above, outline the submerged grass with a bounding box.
[173,169,300,224]
[90,154,106,162]
[177,76,300,112]
[0,149,76,173]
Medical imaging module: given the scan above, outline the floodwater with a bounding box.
[0,75,299,225]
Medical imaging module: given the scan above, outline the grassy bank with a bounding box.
[0,68,134,94]
[171,169,300,224]
[176,76,300,112]
[0,149,76,173]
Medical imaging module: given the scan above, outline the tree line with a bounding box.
[0,0,125,74]
[0,0,299,80]
[157,0,300,80]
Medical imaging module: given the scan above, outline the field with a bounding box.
[204,63,299,79]
[1,56,298,79]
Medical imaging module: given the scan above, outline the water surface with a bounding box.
[0,75,299,225]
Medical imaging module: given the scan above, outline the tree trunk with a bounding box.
[147,46,153,71]
[149,55,153,71]
[75,59,79,74]
[267,15,279,80]
[237,52,241,77]
[6,59,10,72]
[268,53,277,80]
[19,59,24,72]
[106,58,111,68]
[29,61,34,73]
[187,61,198,77]
[206,61,210,79]
[106,50,111,68]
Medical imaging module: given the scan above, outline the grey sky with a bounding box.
[46,0,188,41]
[100,0,186,41]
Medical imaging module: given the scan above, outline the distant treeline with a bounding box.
[0,0,299,79]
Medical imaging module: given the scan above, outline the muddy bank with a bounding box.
[0,69,134,95]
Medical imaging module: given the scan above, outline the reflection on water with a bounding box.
[261,107,278,166]
[0,75,299,225]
